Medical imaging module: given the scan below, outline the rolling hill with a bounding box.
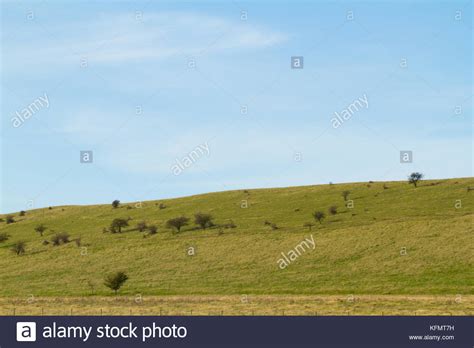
[0,178,473,315]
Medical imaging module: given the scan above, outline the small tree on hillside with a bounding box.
[11,241,26,255]
[136,221,148,232]
[19,210,26,216]
[6,215,15,224]
[104,271,128,295]
[51,232,70,246]
[112,200,120,209]
[328,205,338,215]
[408,172,424,187]
[194,213,214,229]
[303,222,315,231]
[342,190,350,201]
[166,216,189,233]
[110,218,129,233]
[0,233,10,242]
[34,224,47,237]
[313,211,325,224]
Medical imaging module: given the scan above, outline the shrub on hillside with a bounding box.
[313,211,325,224]
[303,222,315,231]
[328,205,338,215]
[147,225,158,235]
[112,200,120,209]
[194,213,214,229]
[51,232,70,246]
[104,271,128,295]
[110,218,129,233]
[0,233,10,242]
[166,216,189,233]
[11,241,26,255]
[5,215,15,224]
[136,221,148,232]
[342,190,350,201]
[35,224,47,237]
[19,210,26,216]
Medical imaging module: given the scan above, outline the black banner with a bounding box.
[1,316,472,347]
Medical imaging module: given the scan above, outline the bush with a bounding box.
[136,221,148,232]
[51,232,70,246]
[328,205,338,215]
[147,225,158,235]
[166,216,189,233]
[5,215,15,224]
[11,241,26,255]
[110,218,129,233]
[342,191,350,201]
[270,223,279,230]
[303,222,314,231]
[159,203,166,210]
[194,213,214,229]
[0,233,10,242]
[112,200,120,208]
[35,224,47,236]
[313,211,325,224]
[19,210,26,216]
[104,271,128,295]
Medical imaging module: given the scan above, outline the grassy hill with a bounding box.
[1,178,473,303]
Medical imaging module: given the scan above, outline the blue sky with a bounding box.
[1,0,472,213]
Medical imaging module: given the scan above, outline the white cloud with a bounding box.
[4,12,288,67]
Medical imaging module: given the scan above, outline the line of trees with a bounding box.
[166,213,215,233]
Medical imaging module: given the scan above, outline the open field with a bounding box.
[1,178,473,315]
[1,295,473,316]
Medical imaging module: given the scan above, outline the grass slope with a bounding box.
[1,178,473,299]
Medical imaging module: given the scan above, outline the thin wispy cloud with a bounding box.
[4,12,288,68]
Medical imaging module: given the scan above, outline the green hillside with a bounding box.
[1,178,473,298]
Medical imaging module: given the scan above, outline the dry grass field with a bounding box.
[1,295,473,316]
